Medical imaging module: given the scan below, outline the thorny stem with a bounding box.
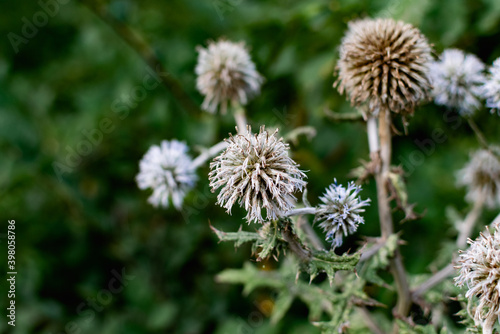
[79,0,201,116]
[412,193,485,300]
[482,313,497,334]
[467,118,489,150]
[374,108,411,330]
[191,141,228,169]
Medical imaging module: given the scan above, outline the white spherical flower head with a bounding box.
[457,148,500,208]
[429,49,486,116]
[209,126,307,223]
[195,39,263,114]
[315,180,370,248]
[136,140,198,210]
[455,224,500,325]
[481,57,500,115]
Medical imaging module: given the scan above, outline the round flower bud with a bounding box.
[195,39,263,114]
[136,140,197,209]
[315,180,370,248]
[457,147,500,208]
[336,18,432,116]
[455,224,500,325]
[429,49,485,116]
[209,126,306,223]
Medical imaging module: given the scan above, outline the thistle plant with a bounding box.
[133,18,500,334]
[315,180,370,248]
[209,125,307,223]
[195,39,263,115]
[481,57,500,115]
[136,140,198,209]
[456,224,500,333]
[429,49,486,116]
[336,18,432,117]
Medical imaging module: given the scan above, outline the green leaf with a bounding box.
[210,224,262,248]
[306,250,361,285]
[270,292,295,324]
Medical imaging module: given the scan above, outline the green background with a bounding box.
[1,0,500,333]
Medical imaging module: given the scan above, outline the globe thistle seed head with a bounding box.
[195,39,263,114]
[209,126,307,224]
[455,224,500,324]
[481,57,500,116]
[429,49,486,116]
[314,180,370,248]
[457,147,500,208]
[336,18,432,116]
[136,140,198,209]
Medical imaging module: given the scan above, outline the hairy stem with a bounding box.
[482,313,497,334]
[79,0,201,115]
[375,108,411,329]
[457,194,485,249]
[233,102,247,134]
[285,207,317,217]
[191,141,228,169]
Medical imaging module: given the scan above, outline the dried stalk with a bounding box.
[373,108,411,331]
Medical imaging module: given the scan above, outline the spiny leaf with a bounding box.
[306,250,360,285]
[210,224,262,248]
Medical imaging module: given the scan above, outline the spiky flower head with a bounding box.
[136,140,198,209]
[195,39,263,114]
[335,18,432,116]
[314,180,370,248]
[429,49,486,116]
[209,126,306,223]
[455,223,500,325]
[457,147,500,208]
[481,57,500,116]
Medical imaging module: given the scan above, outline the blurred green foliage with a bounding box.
[1,0,500,333]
